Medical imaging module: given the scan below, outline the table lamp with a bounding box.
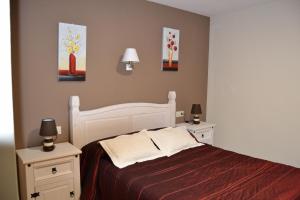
[39,118,58,151]
[191,104,202,124]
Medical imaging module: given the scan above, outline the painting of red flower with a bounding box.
[162,27,179,71]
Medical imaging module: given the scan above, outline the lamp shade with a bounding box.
[191,104,202,115]
[39,118,58,137]
[121,48,139,63]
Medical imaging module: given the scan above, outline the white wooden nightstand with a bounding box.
[16,142,82,200]
[177,122,216,145]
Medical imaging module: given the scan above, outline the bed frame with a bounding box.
[69,91,176,149]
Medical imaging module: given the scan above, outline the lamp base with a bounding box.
[125,63,133,71]
[43,145,55,152]
[193,115,200,124]
[42,136,55,152]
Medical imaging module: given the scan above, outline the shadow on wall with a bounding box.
[28,128,43,147]
[11,0,24,148]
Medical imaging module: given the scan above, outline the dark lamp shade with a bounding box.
[191,104,202,115]
[39,118,58,137]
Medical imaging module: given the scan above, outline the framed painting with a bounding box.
[58,22,86,81]
[162,27,179,71]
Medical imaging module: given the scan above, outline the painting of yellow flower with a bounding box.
[58,23,86,81]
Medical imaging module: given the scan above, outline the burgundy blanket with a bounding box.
[80,142,300,200]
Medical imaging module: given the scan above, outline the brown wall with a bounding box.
[11,0,210,148]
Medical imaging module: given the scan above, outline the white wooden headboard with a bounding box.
[69,91,176,149]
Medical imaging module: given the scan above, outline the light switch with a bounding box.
[176,111,184,118]
[56,126,62,135]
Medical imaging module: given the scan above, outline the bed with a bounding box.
[69,91,300,200]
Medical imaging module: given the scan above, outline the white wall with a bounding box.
[0,1,19,199]
[208,0,300,167]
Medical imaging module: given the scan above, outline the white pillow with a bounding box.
[143,126,203,156]
[99,133,163,168]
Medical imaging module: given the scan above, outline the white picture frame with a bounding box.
[162,27,180,71]
[58,22,87,81]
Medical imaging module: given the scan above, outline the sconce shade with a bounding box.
[191,104,202,115]
[39,118,58,137]
[121,48,139,63]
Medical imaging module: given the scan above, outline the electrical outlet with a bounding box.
[56,126,62,135]
[176,111,184,118]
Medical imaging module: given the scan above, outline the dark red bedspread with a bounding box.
[80,142,300,200]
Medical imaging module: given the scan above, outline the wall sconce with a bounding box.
[121,48,140,71]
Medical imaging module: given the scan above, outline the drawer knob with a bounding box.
[31,192,40,198]
[52,167,57,174]
[70,191,75,198]
[202,134,204,138]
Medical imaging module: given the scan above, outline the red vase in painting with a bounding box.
[69,53,76,75]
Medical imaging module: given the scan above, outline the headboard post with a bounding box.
[69,96,81,148]
[168,91,176,127]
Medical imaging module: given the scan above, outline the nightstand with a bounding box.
[16,142,82,200]
[177,122,216,145]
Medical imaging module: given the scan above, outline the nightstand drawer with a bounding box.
[35,179,75,200]
[33,157,74,185]
[177,122,215,146]
[193,129,212,140]
[188,127,213,145]
[188,127,212,135]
